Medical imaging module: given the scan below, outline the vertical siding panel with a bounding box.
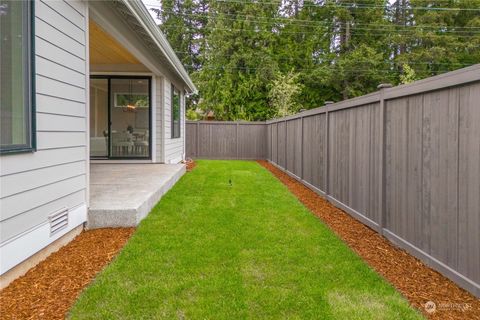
[272,123,278,163]
[294,119,302,177]
[319,114,326,191]
[348,109,356,209]
[267,124,272,160]
[427,90,451,263]
[406,95,423,247]
[458,83,480,284]
[385,100,393,231]
[385,98,408,236]
[302,116,312,184]
[285,119,302,177]
[369,103,381,223]
[422,93,432,255]
[277,122,286,168]
[446,88,459,269]
[353,106,370,216]
[331,111,339,200]
[302,114,325,191]
[328,112,337,199]
[286,120,295,173]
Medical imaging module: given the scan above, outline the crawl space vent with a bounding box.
[49,208,69,236]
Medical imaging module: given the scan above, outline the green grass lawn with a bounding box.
[70,160,422,319]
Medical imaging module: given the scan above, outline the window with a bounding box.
[171,85,181,139]
[0,0,35,153]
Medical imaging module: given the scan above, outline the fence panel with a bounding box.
[328,103,382,228]
[267,123,272,161]
[185,123,197,158]
[271,123,278,163]
[265,65,480,297]
[384,82,480,290]
[286,118,302,177]
[186,121,267,160]
[238,123,268,159]
[197,122,236,159]
[457,82,480,285]
[302,114,326,192]
[277,121,287,168]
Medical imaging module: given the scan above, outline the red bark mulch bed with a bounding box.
[186,158,197,171]
[258,160,480,320]
[0,228,135,320]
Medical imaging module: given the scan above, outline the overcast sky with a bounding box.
[143,0,162,24]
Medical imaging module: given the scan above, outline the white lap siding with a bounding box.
[0,0,88,274]
[163,79,185,164]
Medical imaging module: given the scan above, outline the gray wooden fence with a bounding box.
[185,65,480,297]
[267,65,480,297]
[186,121,267,159]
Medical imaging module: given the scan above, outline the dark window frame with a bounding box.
[171,84,181,139]
[89,75,152,160]
[0,0,36,154]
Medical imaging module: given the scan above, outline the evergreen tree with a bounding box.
[149,0,480,120]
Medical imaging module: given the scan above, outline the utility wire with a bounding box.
[146,1,480,12]
[147,8,480,30]
[158,24,480,36]
[173,52,478,67]
[214,0,480,11]
[191,66,463,74]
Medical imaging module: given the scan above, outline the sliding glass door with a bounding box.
[89,76,151,159]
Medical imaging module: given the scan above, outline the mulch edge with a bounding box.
[258,160,479,320]
[0,228,135,320]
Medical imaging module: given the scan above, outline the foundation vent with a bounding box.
[49,208,69,236]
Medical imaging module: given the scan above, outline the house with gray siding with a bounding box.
[0,0,196,288]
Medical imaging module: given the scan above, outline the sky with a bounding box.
[142,0,162,24]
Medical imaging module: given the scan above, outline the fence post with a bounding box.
[196,121,199,158]
[378,83,392,235]
[284,119,287,170]
[324,101,333,197]
[301,116,304,180]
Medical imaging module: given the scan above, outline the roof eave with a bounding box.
[120,0,197,94]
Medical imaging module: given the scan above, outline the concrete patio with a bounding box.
[88,163,185,228]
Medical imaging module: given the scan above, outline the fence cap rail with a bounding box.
[384,63,480,100]
[266,91,381,124]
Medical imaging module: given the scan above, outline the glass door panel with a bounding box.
[109,78,150,158]
[89,79,108,158]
